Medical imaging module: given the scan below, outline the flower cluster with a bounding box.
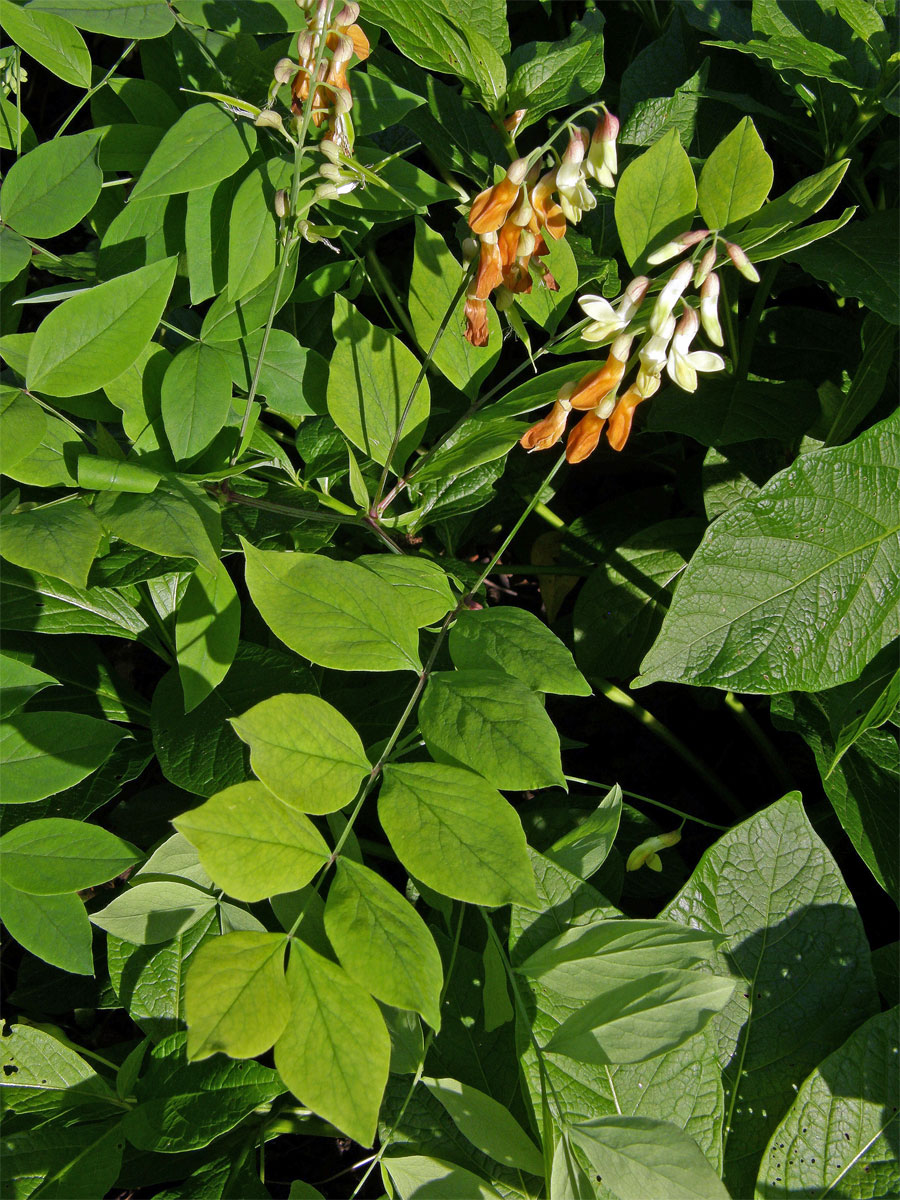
[464,112,619,347]
[521,231,760,463]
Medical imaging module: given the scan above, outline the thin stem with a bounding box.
[723,693,793,792]
[718,273,740,370]
[564,776,732,831]
[218,490,359,527]
[736,261,778,381]
[365,247,418,342]
[55,41,137,139]
[534,501,564,530]
[14,47,22,155]
[593,681,744,815]
[160,319,201,344]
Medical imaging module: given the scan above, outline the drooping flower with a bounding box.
[556,128,596,224]
[579,276,651,343]
[569,333,634,410]
[520,395,572,451]
[607,381,655,451]
[725,240,761,282]
[626,829,681,872]
[585,110,619,188]
[468,158,530,235]
[565,408,608,463]
[529,169,566,242]
[666,305,725,392]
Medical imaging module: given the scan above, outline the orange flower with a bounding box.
[606,383,649,451]
[520,400,570,450]
[473,237,503,299]
[464,296,489,346]
[331,2,370,60]
[497,219,521,272]
[566,410,607,463]
[568,334,633,410]
[529,169,566,241]
[469,159,529,235]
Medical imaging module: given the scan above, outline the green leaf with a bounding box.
[505,10,606,131]
[574,519,703,681]
[0,130,101,238]
[378,762,539,908]
[227,166,277,301]
[0,564,149,640]
[362,0,495,97]
[826,312,896,446]
[91,880,217,945]
[615,130,697,268]
[185,931,290,1060]
[418,669,565,790]
[94,477,220,575]
[230,693,369,814]
[0,498,103,589]
[516,230,579,334]
[0,818,139,894]
[327,294,430,470]
[242,540,421,673]
[422,1076,544,1174]
[819,640,900,770]
[352,70,424,133]
[0,0,91,88]
[662,793,879,1197]
[754,1007,899,1200]
[357,555,455,627]
[408,220,500,399]
[218,328,323,419]
[546,785,622,880]
[160,341,234,464]
[411,411,524,486]
[0,388,46,470]
[0,654,57,719]
[78,456,161,492]
[383,1156,501,1199]
[176,561,240,714]
[130,102,255,201]
[637,413,900,693]
[97,191,181,278]
[0,1022,115,1115]
[173,781,330,901]
[184,173,238,303]
[0,880,93,973]
[324,858,443,1029]
[0,711,126,804]
[0,226,30,286]
[571,1116,730,1200]
[274,940,391,1147]
[200,247,298,342]
[551,1133,594,1200]
[697,118,773,229]
[789,209,899,325]
[449,608,590,696]
[24,0,175,38]
[645,376,820,445]
[737,159,849,252]
[26,258,177,397]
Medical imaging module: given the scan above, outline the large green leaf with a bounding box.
[0,655,57,719]
[383,1156,501,1200]
[0,0,91,87]
[662,794,879,1198]
[0,711,126,804]
[231,693,369,814]
[94,478,220,575]
[637,413,900,693]
[25,0,175,38]
[418,669,565,790]
[450,608,590,696]
[789,210,899,325]
[90,880,217,945]
[754,1007,900,1199]
[160,341,234,464]
[697,118,773,230]
[130,103,255,201]
[422,1076,544,1175]
[327,294,430,470]
[356,555,455,627]
[0,818,139,894]
[226,166,276,301]
[505,9,606,131]
[324,858,443,1029]
[0,880,93,974]
[3,1117,125,1199]
[274,940,391,1147]
[0,498,104,589]
[217,328,322,418]
[242,540,421,673]
[614,130,697,267]
[0,130,101,238]
[408,220,499,399]
[0,388,46,470]
[185,931,290,1060]
[378,761,539,908]
[176,561,240,714]
[26,258,177,397]
[0,1022,115,1116]
[0,564,149,640]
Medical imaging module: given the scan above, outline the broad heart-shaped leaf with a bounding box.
[160,341,234,464]
[94,477,220,575]
[324,858,443,1030]
[327,293,430,471]
[0,130,101,238]
[242,540,421,673]
[449,608,590,696]
[90,880,217,945]
[230,693,369,814]
[0,818,139,894]
[357,555,455,627]
[0,0,91,88]
[662,793,879,1198]
[176,561,240,714]
[173,781,330,902]
[0,498,104,589]
[378,762,539,909]
[130,103,255,201]
[571,1116,729,1200]
[26,258,177,397]
[185,931,290,1061]
[615,129,697,268]
[422,1077,544,1175]
[0,655,57,719]
[0,880,93,974]
[274,940,391,1147]
[123,1032,282,1152]
[637,413,900,693]
[0,711,126,804]
[418,670,565,790]
[408,219,500,399]
[382,1155,501,1200]
[697,117,773,230]
[754,1008,899,1200]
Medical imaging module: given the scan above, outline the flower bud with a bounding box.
[503,108,527,136]
[699,273,724,346]
[693,244,717,288]
[334,1,360,24]
[297,30,315,64]
[331,86,353,115]
[649,260,693,334]
[255,109,286,133]
[626,829,681,872]
[461,237,479,264]
[274,57,297,84]
[586,109,619,186]
[517,228,536,259]
[274,189,289,219]
[318,162,343,181]
[725,241,761,283]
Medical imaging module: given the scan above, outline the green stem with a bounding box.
[55,41,137,139]
[218,490,360,527]
[718,273,740,371]
[723,693,793,792]
[534,501,564,530]
[593,681,744,815]
[564,776,732,831]
[14,47,22,156]
[736,261,778,381]
[365,247,418,342]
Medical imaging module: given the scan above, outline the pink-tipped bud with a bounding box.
[507,157,530,186]
[590,109,619,178]
[726,241,761,283]
[700,273,724,346]
[334,1,360,24]
[693,245,717,288]
[649,260,693,333]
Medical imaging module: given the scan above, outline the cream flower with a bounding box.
[666,306,725,393]
[579,276,650,343]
